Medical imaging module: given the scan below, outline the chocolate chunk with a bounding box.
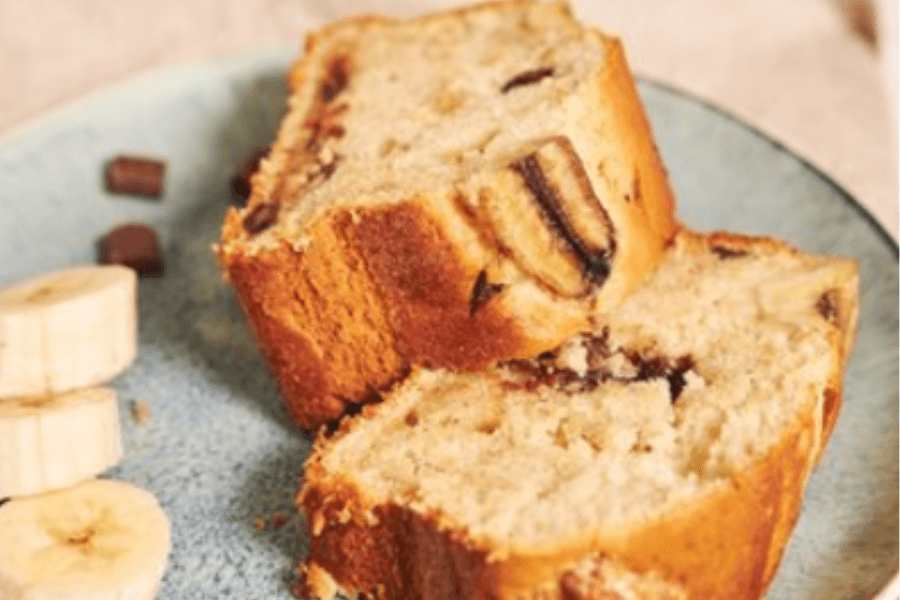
[102,223,165,277]
[501,351,598,393]
[667,371,688,402]
[558,571,588,600]
[816,290,839,323]
[324,419,342,436]
[231,148,270,206]
[242,202,279,234]
[501,358,547,379]
[512,155,611,286]
[501,67,555,93]
[0,497,9,509]
[106,156,166,198]
[553,368,581,388]
[625,352,695,403]
[666,356,695,403]
[469,270,505,315]
[359,385,384,405]
[320,56,350,102]
[230,178,251,205]
[344,402,364,417]
[500,358,554,392]
[634,355,668,380]
[583,329,611,365]
[710,245,750,260]
[504,339,695,401]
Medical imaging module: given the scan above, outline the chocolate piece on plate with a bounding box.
[102,224,165,277]
[106,156,166,198]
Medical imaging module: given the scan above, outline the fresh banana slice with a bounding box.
[0,387,122,498]
[0,479,171,600]
[0,265,137,398]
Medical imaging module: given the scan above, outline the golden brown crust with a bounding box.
[222,199,543,428]
[298,389,826,600]
[223,215,405,428]
[591,36,679,282]
[300,465,681,600]
[300,459,500,600]
[349,201,534,371]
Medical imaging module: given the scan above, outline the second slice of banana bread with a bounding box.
[297,230,858,600]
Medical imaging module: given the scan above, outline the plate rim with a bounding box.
[639,76,899,256]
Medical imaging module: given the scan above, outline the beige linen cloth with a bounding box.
[0,0,897,238]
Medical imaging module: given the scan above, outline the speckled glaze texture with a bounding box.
[0,51,895,600]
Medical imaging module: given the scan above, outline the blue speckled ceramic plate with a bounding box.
[0,50,896,600]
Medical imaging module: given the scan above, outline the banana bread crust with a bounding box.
[297,386,835,600]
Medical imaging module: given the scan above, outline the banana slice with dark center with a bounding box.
[480,136,615,298]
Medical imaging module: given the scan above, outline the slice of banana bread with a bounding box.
[297,230,858,600]
[217,0,678,429]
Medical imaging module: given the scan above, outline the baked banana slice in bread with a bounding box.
[217,0,678,429]
[297,230,858,600]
